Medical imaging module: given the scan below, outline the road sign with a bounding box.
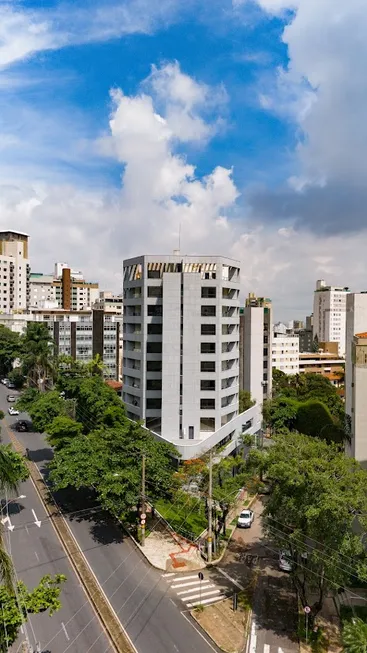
[141,513,146,520]
[140,519,146,525]
[198,572,204,581]
[304,606,311,614]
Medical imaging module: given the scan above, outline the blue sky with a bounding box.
[1,0,366,320]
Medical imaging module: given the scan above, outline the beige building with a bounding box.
[94,291,123,314]
[30,264,99,311]
[350,333,367,465]
[239,293,272,406]
[299,352,344,386]
[0,231,30,312]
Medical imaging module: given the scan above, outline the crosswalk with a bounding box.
[163,571,227,609]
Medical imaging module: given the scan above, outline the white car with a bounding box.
[279,550,293,572]
[8,406,19,416]
[237,509,254,528]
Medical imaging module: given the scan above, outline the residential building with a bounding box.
[0,231,30,312]
[0,308,122,381]
[122,254,262,460]
[239,293,272,406]
[94,291,123,314]
[349,333,367,465]
[30,264,99,311]
[313,280,349,357]
[345,292,367,461]
[272,328,299,374]
[299,352,344,386]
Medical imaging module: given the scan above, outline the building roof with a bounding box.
[355,332,367,338]
[105,380,122,391]
[0,230,29,237]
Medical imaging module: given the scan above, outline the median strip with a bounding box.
[6,427,136,653]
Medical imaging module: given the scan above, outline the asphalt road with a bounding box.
[1,391,113,652]
[2,386,220,653]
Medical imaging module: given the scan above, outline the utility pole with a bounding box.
[141,454,146,547]
[207,450,213,563]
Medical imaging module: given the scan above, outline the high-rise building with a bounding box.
[345,292,367,462]
[313,280,349,357]
[30,263,99,311]
[0,231,30,312]
[349,333,367,465]
[239,293,272,406]
[122,254,261,460]
[272,327,299,375]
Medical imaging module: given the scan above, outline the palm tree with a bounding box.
[21,323,55,392]
[0,446,26,589]
[343,617,367,653]
[86,354,105,377]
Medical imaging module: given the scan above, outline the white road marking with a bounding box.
[249,620,257,653]
[217,566,245,591]
[180,611,218,652]
[61,622,70,641]
[25,525,29,535]
[34,551,39,561]
[163,572,175,577]
[264,645,270,653]
[187,595,225,608]
[177,583,216,596]
[171,579,211,589]
[32,509,41,528]
[278,649,285,653]
[169,574,203,583]
[181,589,222,602]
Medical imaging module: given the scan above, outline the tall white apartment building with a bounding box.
[122,254,261,460]
[313,280,349,357]
[0,231,30,312]
[272,329,299,375]
[239,294,272,406]
[348,333,367,465]
[345,292,367,462]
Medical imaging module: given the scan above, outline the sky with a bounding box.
[1,0,367,320]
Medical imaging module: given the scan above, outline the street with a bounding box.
[218,499,299,653]
[1,386,221,653]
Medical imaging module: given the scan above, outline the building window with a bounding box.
[148,323,162,335]
[201,379,215,391]
[147,286,163,298]
[201,361,215,372]
[147,379,162,391]
[147,305,162,317]
[201,287,216,299]
[201,342,215,354]
[188,426,194,439]
[147,269,161,279]
[263,347,268,356]
[200,418,215,432]
[146,398,162,410]
[147,360,162,372]
[201,324,216,336]
[147,342,162,354]
[201,398,215,410]
[201,306,216,317]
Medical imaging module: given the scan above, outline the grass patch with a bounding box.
[155,494,207,538]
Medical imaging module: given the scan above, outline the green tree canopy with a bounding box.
[27,391,68,433]
[248,432,367,622]
[239,390,255,413]
[0,326,21,377]
[342,617,367,653]
[21,322,55,391]
[46,416,83,450]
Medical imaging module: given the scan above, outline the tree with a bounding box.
[265,397,299,432]
[7,368,25,390]
[49,423,178,520]
[239,391,255,413]
[312,334,319,353]
[21,322,55,391]
[27,391,68,433]
[295,399,341,443]
[0,327,21,378]
[0,574,66,649]
[342,617,367,653]
[253,432,367,624]
[46,416,83,450]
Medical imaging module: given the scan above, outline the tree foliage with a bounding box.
[0,327,21,377]
[342,617,367,653]
[46,416,83,450]
[0,574,66,649]
[21,322,55,391]
[239,390,255,413]
[248,432,367,622]
[26,391,68,433]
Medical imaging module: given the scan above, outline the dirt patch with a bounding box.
[191,598,249,653]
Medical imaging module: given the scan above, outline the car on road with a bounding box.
[8,406,19,416]
[7,382,15,389]
[2,378,9,386]
[7,395,16,402]
[15,421,29,432]
[237,509,254,528]
[278,550,293,572]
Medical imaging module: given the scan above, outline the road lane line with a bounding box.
[34,551,39,561]
[183,589,222,601]
[186,595,225,607]
[177,584,216,596]
[169,574,203,582]
[25,525,29,535]
[61,621,70,641]
[172,579,211,589]
[180,611,218,653]
[249,620,257,653]
[217,567,245,591]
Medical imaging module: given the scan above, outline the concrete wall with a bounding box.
[161,273,181,437]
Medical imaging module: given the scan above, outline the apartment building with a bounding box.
[272,328,299,374]
[313,280,349,357]
[30,263,99,311]
[299,352,344,385]
[344,292,367,462]
[0,231,30,312]
[0,308,122,381]
[93,291,123,314]
[239,293,272,406]
[122,254,261,460]
[349,333,367,465]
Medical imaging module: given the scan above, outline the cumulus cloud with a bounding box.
[248,0,367,235]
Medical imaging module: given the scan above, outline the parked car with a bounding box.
[278,550,293,572]
[7,395,16,403]
[16,421,29,432]
[8,406,19,416]
[2,378,9,386]
[7,382,15,389]
[237,509,254,528]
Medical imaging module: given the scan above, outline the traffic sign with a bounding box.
[140,519,146,525]
[141,513,146,520]
[198,572,204,581]
[304,606,311,614]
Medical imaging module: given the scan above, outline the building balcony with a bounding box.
[123,383,141,397]
[123,401,141,416]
